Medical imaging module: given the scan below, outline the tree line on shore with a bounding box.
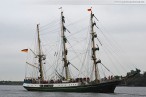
[121,71,146,86]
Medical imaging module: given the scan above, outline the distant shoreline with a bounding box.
[1,70,146,86]
[0,81,146,87]
[0,81,23,85]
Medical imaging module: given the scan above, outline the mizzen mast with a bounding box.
[37,24,44,81]
[60,9,69,80]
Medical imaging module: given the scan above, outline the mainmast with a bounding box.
[37,24,44,81]
[60,10,69,80]
[90,9,100,83]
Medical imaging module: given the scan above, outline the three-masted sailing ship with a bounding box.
[23,9,140,93]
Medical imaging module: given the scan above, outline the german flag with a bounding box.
[21,49,28,52]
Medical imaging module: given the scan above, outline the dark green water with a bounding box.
[0,85,146,97]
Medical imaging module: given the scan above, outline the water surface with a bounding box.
[0,85,146,97]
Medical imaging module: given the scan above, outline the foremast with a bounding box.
[60,9,69,80]
[90,9,100,83]
[37,24,44,81]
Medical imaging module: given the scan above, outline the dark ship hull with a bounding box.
[23,80,120,93]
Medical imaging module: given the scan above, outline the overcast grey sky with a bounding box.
[0,0,146,81]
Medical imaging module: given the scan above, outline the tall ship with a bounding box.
[22,8,140,93]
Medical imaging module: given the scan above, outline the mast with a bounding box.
[60,10,69,80]
[37,24,44,81]
[90,9,100,83]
